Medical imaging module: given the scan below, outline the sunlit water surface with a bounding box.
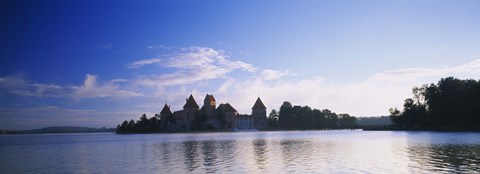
[1,131,480,173]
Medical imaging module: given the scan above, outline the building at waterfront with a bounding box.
[252,97,267,129]
[159,94,267,131]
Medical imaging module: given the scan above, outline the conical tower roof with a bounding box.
[183,94,199,109]
[160,104,172,115]
[252,97,266,109]
[204,94,215,102]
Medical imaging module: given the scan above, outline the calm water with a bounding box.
[1,131,480,173]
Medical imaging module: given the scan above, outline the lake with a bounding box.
[1,130,479,173]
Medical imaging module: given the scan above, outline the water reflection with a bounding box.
[253,138,268,171]
[182,141,199,172]
[201,141,218,173]
[3,132,480,173]
[408,144,480,173]
[279,139,314,173]
[216,140,237,172]
[137,132,480,173]
[160,143,171,165]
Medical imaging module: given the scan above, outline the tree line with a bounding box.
[1,127,115,134]
[390,77,480,130]
[116,114,160,133]
[117,101,357,133]
[116,109,226,133]
[267,101,357,130]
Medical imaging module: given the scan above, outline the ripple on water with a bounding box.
[1,131,480,173]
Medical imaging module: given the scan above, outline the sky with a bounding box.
[1,0,480,129]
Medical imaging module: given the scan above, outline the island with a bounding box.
[116,94,357,133]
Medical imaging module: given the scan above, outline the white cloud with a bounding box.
[260,69,296,80]
[127,58,162,68]
[132,47,256,89]
[366,58,480,84]
[147,44,169,50]
[0,74,28,89]
[12,83,66,98]
[0,74,142,99]
[162,47,256,72]
[0,74,68,98]
[72,74,143,99]
[0,106,147,130]
[124,48,480,117]
[209,57,480,116]
[4,44,480,121]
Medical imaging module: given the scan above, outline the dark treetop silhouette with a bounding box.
[389,77,480,131]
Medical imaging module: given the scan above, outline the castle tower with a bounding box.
[160,103,172,120]
[182,94,199,130]
[203,94,216,118]
[252,97,267,129]
[160,103,173,130]
[217,103,238,129]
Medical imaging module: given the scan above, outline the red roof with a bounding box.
[252,97,266,109]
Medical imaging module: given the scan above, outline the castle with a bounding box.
[159,94,267,131]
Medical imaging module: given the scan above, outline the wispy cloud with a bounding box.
[127,58,162,68]
[0,106,147,129]
[125,48,480,117]
[72,74,143,99]
[260,69,296,80]
[147,44,170,50]
[0,74,142,99]
[211,57,480,116]
[0,74,69,98]
[366,57,480,84]
[132,47,256,88]
[3,45,480,129]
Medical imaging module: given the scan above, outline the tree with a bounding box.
[273,101,354,130]
[390,77,480,130]
[338,114,356,129]
[135,114,150,133]
[149,117,158,132]
[279,101,293,128]
[323,109,338,129]
[128,119,136,132]
[269,109,278,119]
[267,109,279,128]
[313,109,326,129]
[116,120,129,133]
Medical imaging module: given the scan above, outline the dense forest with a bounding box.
[267,101,357,130]
[390,77,480,130]
[117,101,357,133]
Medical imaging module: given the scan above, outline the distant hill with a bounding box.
[0,126,116,134]
[356,116,392,126]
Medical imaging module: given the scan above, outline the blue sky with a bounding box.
[1,0,480,129]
